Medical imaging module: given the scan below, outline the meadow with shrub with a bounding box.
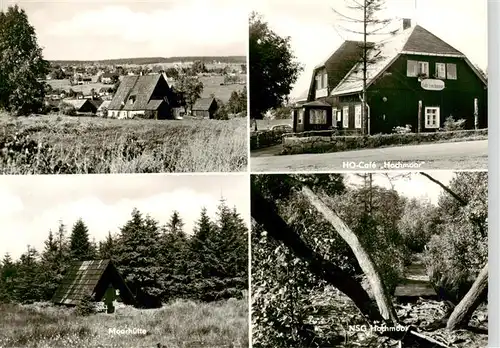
[251,172,487,347]
[0,114,247,174]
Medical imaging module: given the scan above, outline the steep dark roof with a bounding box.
[308,41,367,101]
[192,97,216,111]
[108,74,169,111]
[52,260,135,306]
[62,99,95,111]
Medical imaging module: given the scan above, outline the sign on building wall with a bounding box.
[420,79,445,91]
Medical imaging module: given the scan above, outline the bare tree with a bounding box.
[332,0,399,134]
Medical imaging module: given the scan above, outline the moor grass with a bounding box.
[0,298,248,348]
[0,114,248,174]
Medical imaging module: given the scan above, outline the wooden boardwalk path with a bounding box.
[394,254,437,299]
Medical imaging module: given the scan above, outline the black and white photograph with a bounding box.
[0,0,248,174]
[249,0,488,172]
[0,174,249,347]
[251,171,487,347]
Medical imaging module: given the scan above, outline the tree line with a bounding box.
[0,199,248,306]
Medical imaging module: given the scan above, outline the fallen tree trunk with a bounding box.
[250,185,384,323]
[446,263,488,330]
[301,186,398,324]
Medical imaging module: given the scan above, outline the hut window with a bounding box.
[322,73,328,89]
[332,108,339,122]
[342,106,349,128]
[298,109,304,124]
[310,109,327,124]
[435,63,446,79]
[418,61,429,76]
[354,104,362,128]
[424,107,440,128]
[446,63,457,79]
[407,60,418,76]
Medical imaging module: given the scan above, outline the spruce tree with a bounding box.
[99,232,115,260]
[69,218,93,261]
[0,253,16,302]
[161,211,190,300]
[115,209,163,302]
[14,246,43,303]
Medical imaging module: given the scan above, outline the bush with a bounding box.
[59,102,77,116]
[282,129,488,155]
[443,116,466,131]
[393,124,412,134]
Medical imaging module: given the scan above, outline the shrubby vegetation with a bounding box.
[251,172,487,347]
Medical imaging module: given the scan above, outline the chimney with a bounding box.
[403,18,412,30]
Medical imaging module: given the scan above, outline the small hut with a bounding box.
[192,97,218,119]
[61,99,97,115]
[291,100,333,133]
[52,260,136,307]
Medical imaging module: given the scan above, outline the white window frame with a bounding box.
[332,108,339,123]
[354,104,362,129]
[418,61,429,76]
[407,60,418,77]
[322,73,328,90]
[446,63,457,79]
[309,109,327,125]
[435,63,446,79]
[342,106,349,128]
[298,109,304,124]
[424,107,440,129]
[315,74,323,90]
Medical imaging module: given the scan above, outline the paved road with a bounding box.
[250,140,488,172]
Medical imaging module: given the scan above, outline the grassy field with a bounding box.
[199,75,246,102]
[0,298,248,348]
[45,80,108,95]
[0,114,247,174]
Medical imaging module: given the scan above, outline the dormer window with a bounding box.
[128,95,136,104]
[315,72,328,90]
[407,60,429,77]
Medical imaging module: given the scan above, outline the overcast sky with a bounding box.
[0,174,249,260]
[6,0,247,60]
[345,171,458,205]
[252,0,488,99]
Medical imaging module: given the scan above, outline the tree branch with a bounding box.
[250,184,385,324]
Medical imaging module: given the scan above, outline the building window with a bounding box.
[407,60,429,77]
[315,74,322,89]
[315,72,328,90]
[332,108,340,122]
[446,63,457,79]
[298,109,304,124]
[310,109,327,124]
[435,63,446,79]
[425,107,440,128]
[322,73,328,90]
[354,104,362,129]
[342,106,349,128]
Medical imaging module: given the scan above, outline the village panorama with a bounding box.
[0,4,248,174]
[0,174,249,347]
[249,0,488,172]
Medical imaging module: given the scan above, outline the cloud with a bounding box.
[41,0,247,56]
[0,188,24,218]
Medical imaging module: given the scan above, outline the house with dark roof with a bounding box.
[61,99,98,115]
[52,260,136,307]
[107,74,176,120]
[192,97,218,119]
[293,19,487,134]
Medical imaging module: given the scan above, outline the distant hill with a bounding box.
[50,56,246,66]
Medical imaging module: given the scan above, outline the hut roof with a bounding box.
[108,74,170,111]
[52,260,135,306]
[62,99,88,110]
